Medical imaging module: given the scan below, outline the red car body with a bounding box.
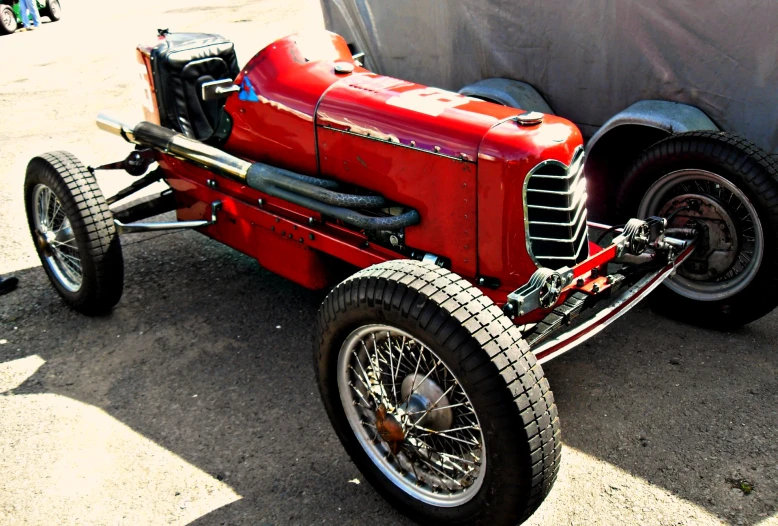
[136,32,591,315]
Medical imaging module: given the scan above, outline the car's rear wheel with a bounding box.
[41,0,61,21]
[0,5,17,34]
[24,151,124,315]
[618,131,778,327]
[315,259,560,525]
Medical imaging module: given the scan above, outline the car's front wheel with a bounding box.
[315,259,560,525]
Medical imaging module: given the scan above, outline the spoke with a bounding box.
[413,441,478,466]
[51,198,63,225]
[58,251,82,267]
[402,360,440,409]
[386,333,398,404]
[350,362,380,407]
[51,240,78,250]
[393,335,406,385]
[363,338,389,403]
[349,380,374,409]
[403,402,468,416]
[404,442,464,488]
[418,424,481,435]
[410,383,456,428]
[406,422,480,447]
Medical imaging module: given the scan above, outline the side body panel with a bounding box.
[222,33,364,175]
[314,73,521,278]
[154,31,584,298]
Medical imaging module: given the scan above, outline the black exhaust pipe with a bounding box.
[97,115,419,230]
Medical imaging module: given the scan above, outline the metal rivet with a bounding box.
[576,278,585,287]
[271,226,275,231]
[410,140,416,147]
[207,179,217,188]
[293,225,297,230]
[258,198,264,207]
[275,218,280,223]
[308,217,315,225]
[299,237,304,243]
[592,284,600,293]
[434,146,441,152]
[309,233,315,240]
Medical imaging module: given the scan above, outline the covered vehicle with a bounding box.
[22,29,778,525]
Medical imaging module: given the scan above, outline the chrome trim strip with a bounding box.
[528,210,588,243]
[526,191,587,212]
[318,125,475,163]
[529,202,587,226]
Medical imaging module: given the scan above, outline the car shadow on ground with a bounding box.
[1,230,775,525]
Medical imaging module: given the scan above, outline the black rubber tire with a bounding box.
[617,131,778,327]
[24,151,124,315]
[0,5,17,34]
[315,259,561,525]
[42,0,60,21]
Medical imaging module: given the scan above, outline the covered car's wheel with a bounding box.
[41,0,61,21]
[618,131,778,327]
[0,5,17,34]
[24,151,124,315]
[315,260,560,525]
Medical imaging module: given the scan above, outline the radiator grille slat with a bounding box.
[524,149,589,269]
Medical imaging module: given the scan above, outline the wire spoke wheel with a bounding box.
[317,260,561,525]
[32,183,83,292]
[25,151,124,314]
[618,131,778,327]
[338,325,485,506]
[638,169,764,301]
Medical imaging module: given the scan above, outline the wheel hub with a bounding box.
[398,374,452,431]
[660,193,739,281]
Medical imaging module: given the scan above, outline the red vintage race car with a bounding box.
[23,30,778,525]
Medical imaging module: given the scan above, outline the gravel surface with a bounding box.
[1,2,776,525]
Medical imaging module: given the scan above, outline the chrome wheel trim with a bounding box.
[638,169,764,301]
[32,184,83,292]
[337,324,486,507]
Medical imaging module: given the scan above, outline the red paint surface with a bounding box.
[149,31,623,327]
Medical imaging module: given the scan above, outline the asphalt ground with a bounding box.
[0,2,776,525]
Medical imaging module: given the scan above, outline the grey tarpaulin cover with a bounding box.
[320,0,778,155]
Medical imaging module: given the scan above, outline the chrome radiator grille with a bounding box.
[524,148,588,269]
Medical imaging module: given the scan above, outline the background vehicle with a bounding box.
[23,29,778,525]
[1,0,61,34]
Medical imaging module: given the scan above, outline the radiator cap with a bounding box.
[515,111,544,126]
[334,62,355,74]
